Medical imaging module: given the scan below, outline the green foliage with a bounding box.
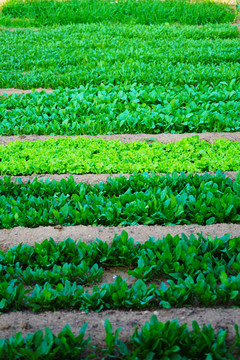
[0,323,91,359]
[0,23,239,89]
[1,0,235,27]
[0,136,240,175]
[2,84,240,135]
[0,316,236,359]
[2,270,240,310]
[130,317,229,359]
[2,230,240,290]
[0,172,240,229]
[0,262,104,286]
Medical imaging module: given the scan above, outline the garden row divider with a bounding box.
[0,88,53,96]
[0,171,237,185]
[1,132,240,146]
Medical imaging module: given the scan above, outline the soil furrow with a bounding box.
[0,171,237,184]
[1,132,240,145]
[0,88,53,95]
[0,223,239,251]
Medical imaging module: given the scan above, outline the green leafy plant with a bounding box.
[2,84,240,135]
[0,23,239,89]
[2,230,240,288]
[0,317,237,359]
[1,172,240,229]
[0,323,91,359]
[0,136,240,175]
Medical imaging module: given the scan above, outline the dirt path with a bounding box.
[0,223,239,251]
[1,132,240,145]
[0,88,53,95]
[0,171,237,185]
[0,308,239,349]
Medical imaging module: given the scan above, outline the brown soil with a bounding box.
[0,88,53,96]
[0,223,239,252]
[0,171,237,184]
[1,132,240,145]
[100,268,136,286]
[0,27,40,31]
[0,308,239,351]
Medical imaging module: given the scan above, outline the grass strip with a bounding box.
[0,137,240,175]
[1,316,238,359]
[0,0,235,27]
[1,231,240,285]
[2,84,240,135]
[0,23,239,88]
[1,172,240,228]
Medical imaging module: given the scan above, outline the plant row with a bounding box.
[0,24,239,88]
[3,272,240,310]
[1,136,240,175]
[1,0,235,27]
[2,84,240,135]
[1,316,238,359]
[1,231,240,285]
[0,172,240,228]
[2,27,240,70]
[1,22,238,39]
[1,61,239,89]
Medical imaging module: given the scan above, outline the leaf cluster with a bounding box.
[1,84,240,135]
[2,271,240,311]
[1,231,240,286]
[0,23,239,89]
[1,172,240,228]
[0,136,240,175]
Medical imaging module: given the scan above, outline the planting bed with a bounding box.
[0,0,240,358]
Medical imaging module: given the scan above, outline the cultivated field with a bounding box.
[0,0,240,358]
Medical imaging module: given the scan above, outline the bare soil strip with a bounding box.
[0,308,239,347]
[0,88,53,95]
[0,27,40,31]
[0,223,239,251]
[0,171,237,184]
[1,132,240,145]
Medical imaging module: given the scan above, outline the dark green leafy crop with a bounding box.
[0,323,91,359]
[2,230,240,288]
[1,84,240,135]
[0,23,239,89]
[0,172,240,228]
[2,271,240,310]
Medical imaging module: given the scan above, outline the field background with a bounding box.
[0,0,240,358]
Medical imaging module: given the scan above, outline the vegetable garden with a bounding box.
[0,0,240,358]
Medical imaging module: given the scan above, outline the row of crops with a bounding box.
[0,23,240,89]
[1,84,240,135]
[2,230,240,308]
[2,316,239,359]
[0,172,240,228]
[0,0,236,26]
[0,137,240,174]
[1,231,240,357]
[1,0,240,358]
